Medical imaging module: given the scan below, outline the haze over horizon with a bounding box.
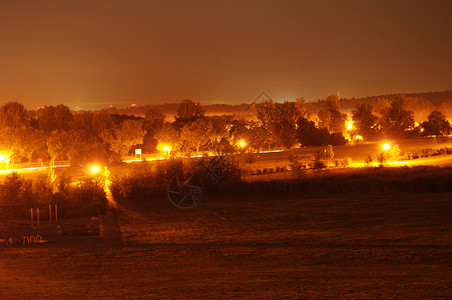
[1,0,451,110]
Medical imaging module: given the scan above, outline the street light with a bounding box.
[238,140,246,148]
[162,145,171,158]
[91,166,99,173]
[383,143,390,150]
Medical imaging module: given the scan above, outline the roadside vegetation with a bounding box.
[0,94,451,170]
[0,172,107,221]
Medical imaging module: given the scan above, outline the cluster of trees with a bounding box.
[351,96,451,140]
[0,172,107,220]
[0,95,449,167]
[0,102,146,167]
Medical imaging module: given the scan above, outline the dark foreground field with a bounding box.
[1,191,451,299]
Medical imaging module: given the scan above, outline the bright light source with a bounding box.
[347,121,354,130]
[354,135,363,140]
[0,154,4,162]
[383,143,390,150]
[239,140,246,147]
[163,146,170,152]
[92,166,99,173]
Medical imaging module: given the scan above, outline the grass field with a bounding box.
[1,190,451,298]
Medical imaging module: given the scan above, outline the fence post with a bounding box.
[30,208,34,227]
[55,204,58,222]
[49,204,52,222]
[37,208,40,226]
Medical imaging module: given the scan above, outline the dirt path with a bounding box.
[100,189,123,246]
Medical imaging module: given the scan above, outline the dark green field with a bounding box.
[1,190,451,298]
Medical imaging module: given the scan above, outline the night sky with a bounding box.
[1,0,451,110]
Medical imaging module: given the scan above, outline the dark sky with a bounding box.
[1,0,451,110]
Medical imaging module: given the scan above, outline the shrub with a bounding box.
[325,145,334,160]
[57,178,107,218]
[376,152,387,166]
[341,157,352,167]
[389,144,402,161]
[311,151,327,170]
[420,148,435,158]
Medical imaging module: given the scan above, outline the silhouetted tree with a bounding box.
[352,103,380,140]
[142,106,166,153]
[317,94,347,133]
[38,105,74,132]
[0,102,29,128]
[206,115,233,153]
[380,97,415,138]
[175,99,204,126]
[421,110,451,136]
[296,117,329,146]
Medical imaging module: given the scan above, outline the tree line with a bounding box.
[0,96,450,167]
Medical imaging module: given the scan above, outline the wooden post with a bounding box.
[37,208,40,226]
[55,204,58,222]
[49,204,52,222]
[31,208,34,227]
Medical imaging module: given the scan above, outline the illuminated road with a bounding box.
[0,164,70,176]
[0,141,451,177]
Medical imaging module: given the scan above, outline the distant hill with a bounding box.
[95,90,452,121]
[339,91,452,110]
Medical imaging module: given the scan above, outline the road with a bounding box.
[1,137,451,177]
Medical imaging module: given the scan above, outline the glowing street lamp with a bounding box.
[162,145,171,158]
[347,121,354,130]
[0,153,11,170]
[383,143,390,150]
[91,166,100,173]
[238,140,246,148]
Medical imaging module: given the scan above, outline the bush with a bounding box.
[311,151,327,170]
[376,152,387,166]
[389,144,402,161]
[56,178,107,218]
[0,173,107,219]
[341,157,352,167]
